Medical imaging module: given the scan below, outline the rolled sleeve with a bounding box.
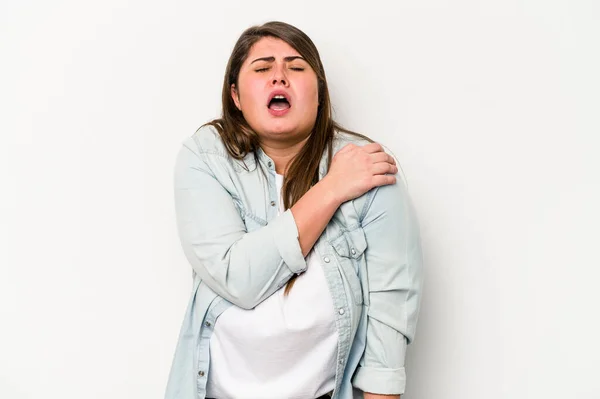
[352,366,407,395]
[271,209,307,274]
[352,315,408,394]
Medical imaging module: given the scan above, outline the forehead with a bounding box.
[246,37,301,60]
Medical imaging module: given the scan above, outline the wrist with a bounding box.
[316,176,342,208]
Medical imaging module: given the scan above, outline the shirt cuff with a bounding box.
[352,366,407,395]
[271,209,307,274]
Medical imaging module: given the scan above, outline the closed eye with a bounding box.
[255,66,305,72]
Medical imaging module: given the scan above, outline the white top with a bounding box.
[206,173,338,399]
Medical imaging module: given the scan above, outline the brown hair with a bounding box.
[204,21,372,295]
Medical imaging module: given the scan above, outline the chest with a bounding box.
[215,158,371,308]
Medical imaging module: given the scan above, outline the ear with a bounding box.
[230,84,241,110]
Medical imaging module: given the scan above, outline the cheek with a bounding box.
[298,79,320,108]
[246,79,264,108]
[309,77,320,105]
[238,77,264,110]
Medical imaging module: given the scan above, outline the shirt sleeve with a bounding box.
[173,141,307,309]
[351,177,425,395]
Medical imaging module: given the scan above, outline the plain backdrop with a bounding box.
[1,1,599,398]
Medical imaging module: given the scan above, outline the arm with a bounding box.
[351,178,424,395]
[174,142,341,309]
[291,174,344,257]
[364,394,400,399]
[294,141,398,257]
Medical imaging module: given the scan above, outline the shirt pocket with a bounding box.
[329,226,367,305]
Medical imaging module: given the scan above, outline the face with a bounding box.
[231,36,320,145]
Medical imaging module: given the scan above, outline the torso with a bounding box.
[206,173,338,399]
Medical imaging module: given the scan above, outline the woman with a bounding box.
[165,21,424,399]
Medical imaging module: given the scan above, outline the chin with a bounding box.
[264,121,297,136]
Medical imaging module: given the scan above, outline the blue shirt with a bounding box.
[164,125,424,399]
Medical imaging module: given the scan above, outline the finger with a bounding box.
[361,142,384,154]
[370,152,396,165]
[338,143,356,154]
[370,174,396,187]
[371,162,398,175]
[387,153,396,165]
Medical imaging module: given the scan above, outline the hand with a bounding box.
[322,142,397,204]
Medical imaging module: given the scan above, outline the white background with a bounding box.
[1,1,599,398]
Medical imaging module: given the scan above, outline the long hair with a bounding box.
[204,21,372,295]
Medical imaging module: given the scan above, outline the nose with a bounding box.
[270,65,289,87]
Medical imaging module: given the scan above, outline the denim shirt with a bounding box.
[164,125,424,399]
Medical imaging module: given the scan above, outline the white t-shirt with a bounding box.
[206,173,338,399]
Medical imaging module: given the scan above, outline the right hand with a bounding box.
[322,142,398,204]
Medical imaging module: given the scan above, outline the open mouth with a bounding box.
[268,95,291,111]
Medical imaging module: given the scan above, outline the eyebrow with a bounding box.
[250,56,306,64]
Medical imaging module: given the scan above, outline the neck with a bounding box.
[260,135,311,175]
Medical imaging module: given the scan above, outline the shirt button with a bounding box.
[339,358,344,365]
[205,321,211,327]
[198,370,205,377]
[267,161,273,168]
[351,248,357,255]
[339,308,345,315]
[323,257,330,263]
[270,200,276,207]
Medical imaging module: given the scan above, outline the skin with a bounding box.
[231,37,400,399]
[231,36,318,175]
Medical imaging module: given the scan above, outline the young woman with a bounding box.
[165,21,424,399]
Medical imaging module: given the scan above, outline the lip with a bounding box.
[268,107,291,117]
[267,89,292,117]
[267,90,292,107]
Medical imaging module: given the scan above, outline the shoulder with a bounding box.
[331,130,371,153]
[329,130,410,222]
[332,130,400,164]
[177,124,258,175]
[179,123,231,159]
[334,129,406,187]
[331,130,400,171]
